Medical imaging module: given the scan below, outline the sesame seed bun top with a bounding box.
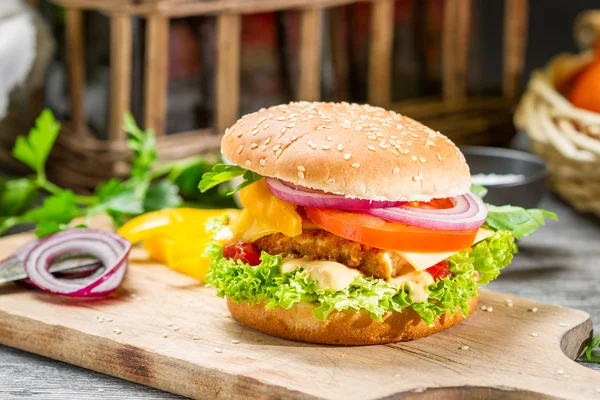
[221,101,471,202]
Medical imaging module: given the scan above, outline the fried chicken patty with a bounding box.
[253,229,411,280]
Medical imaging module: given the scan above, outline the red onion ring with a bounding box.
[23,229,131,297]
[265,178,407,210]
[365,192,487,230]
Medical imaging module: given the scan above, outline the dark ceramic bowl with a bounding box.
[460,146,548,208]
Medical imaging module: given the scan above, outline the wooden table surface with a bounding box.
[1,193,599,398]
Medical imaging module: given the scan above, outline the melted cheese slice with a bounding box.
[396,227,495,271]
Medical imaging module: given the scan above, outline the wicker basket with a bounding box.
[515,50,600,215]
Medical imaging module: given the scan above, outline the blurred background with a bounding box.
[1,0,600,209]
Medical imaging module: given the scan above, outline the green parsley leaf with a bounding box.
[124,112,156,180]
[198,163,263,195]
[91,179,144,216]
[143,180,183,211]
[12,109,60,176]
[23,190,83,237]
[586,334,600,363]
[485,205,557,240]
[470,185,488,198]
[0,178,38,216]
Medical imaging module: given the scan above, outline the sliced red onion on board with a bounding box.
[265,177,407,210]
[23,229,131,297]
[365,192,488,230]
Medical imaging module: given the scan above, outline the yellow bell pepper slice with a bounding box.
[119,208,239,282]
[118,208,237,244]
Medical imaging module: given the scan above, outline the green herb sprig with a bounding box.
[1,109,232,237]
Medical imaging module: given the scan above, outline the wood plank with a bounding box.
[368,0,395,107]
[215,13,241,134]
[109,14,133,142]
[144,15,170,136]
[0,228,599,399]
[502,0,529,99]
[65,8,86,135]
[442,0,471,101]
[298,8,323,101]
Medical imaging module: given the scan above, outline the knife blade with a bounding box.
[0,256,101,284]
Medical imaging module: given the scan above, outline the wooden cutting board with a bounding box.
[0,232,598,400]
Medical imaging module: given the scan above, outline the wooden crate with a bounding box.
[40,0,529,190]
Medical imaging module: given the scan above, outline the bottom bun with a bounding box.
[227,296,478,345]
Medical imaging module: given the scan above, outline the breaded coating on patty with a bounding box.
[253,229,411,279]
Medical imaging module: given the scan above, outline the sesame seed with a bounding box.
[367,145,376,151]
[167,322,174,327]
[557,369,564,375]
[113,328,122,335]
[192,336,200,340]
[529,332,538,337]
[459,345,470,350]
[263,123,269,130]
[286,123,296,128]
[173,327,181,331]
[106,318,113,322]
[559,323,568,327]
[341,124,351,129]
[368,135,377,140]
[297,165,306,172]
[378,142,387,149]
[275,149,282,157]
[231,339,240,344]
[273,144,281,151]
[239,120,247,126]
[437,154,442,161]
[337,143,343,151]
[250,143,258,149]
[310,144,317,149]
[281,128,287,134]
[411,156,418,161]
[214,348,223,354]
[486,307,493,312]
[252,129,259,136]
[237,145,244,154]
[291,135,298,142]
[276,117,286,121]
[412,174,422,182]
[260,159,266,166]
[393,167,400,174]
[237,132,243,138]
[307,140,313,145]
[406,141,413,146]
[391,135,398,139]
[245,160,251,167]
[301,118,308,122]
[327,136,333,141]
[528,307,538,312]
[326,179,335,184]
[265,137,272,145]
[419,157,426,163]
[162,334,168,338]
[343,153,352,160]
[260,145,267,152]
[298,171,305,179]
[351,163,360,168]
[322,145,331,150]
[355,126,363,131]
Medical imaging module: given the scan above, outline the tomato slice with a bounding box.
[305,208,478,253]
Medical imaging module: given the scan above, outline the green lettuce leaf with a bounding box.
[205,230,516,326]
[485,205,557,240]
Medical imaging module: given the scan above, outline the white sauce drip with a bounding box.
[280,257,434,303]
[388,271,435,303]
[281,258,361,291]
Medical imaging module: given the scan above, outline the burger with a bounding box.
[199,101,554,345]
